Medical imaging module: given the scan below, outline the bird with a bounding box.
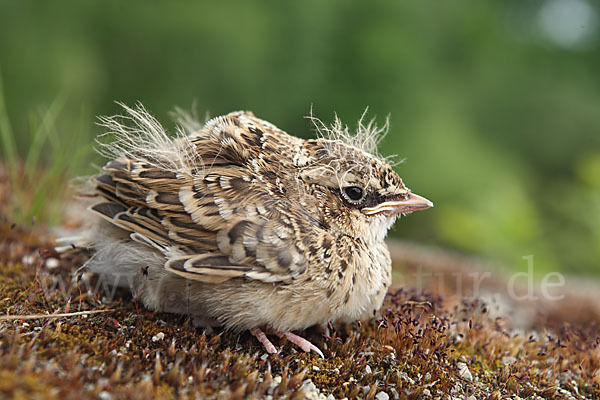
[76,103,433,357]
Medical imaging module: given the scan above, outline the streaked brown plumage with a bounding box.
[78,104,433,356]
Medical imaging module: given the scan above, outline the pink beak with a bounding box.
[361,192,434,216]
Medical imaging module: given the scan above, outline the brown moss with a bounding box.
[1,218,599,399]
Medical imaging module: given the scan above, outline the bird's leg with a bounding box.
[250,327,278,354]
[250,327,324,357]
[273,330,324,358]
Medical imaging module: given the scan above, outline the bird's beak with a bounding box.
[362,192,434,216]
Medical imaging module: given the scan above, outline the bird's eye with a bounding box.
[343,186,365,202]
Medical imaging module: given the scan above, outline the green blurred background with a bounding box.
[0,0,599,276]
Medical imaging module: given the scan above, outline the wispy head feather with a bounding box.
[96,102,202,175]
[306,107,392,163]
[169,104,210,137]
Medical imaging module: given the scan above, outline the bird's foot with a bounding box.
[250,327,278,354]
[275,330,324,358]
[249,327,324,357]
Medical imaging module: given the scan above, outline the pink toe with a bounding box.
[250,328,278,354]
[276,331,324,358]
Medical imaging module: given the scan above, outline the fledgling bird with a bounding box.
[77,104,433,356]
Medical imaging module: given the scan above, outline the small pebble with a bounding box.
[45,258,60,269]
[152,332,165,342]
[21,255,36,265]
[298,379,328,400]
[457,362,473,381]
[375,392,389,400]
[98,391,113,400]
[501,356,517,365]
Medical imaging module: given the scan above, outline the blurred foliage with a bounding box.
[0,0,598,275]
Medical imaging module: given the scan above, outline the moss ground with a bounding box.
[1,218,599,399]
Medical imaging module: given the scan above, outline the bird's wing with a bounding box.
[178,180,314,282]
[90,110,325,283]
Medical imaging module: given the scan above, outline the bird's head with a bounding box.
[298,115,433,243]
